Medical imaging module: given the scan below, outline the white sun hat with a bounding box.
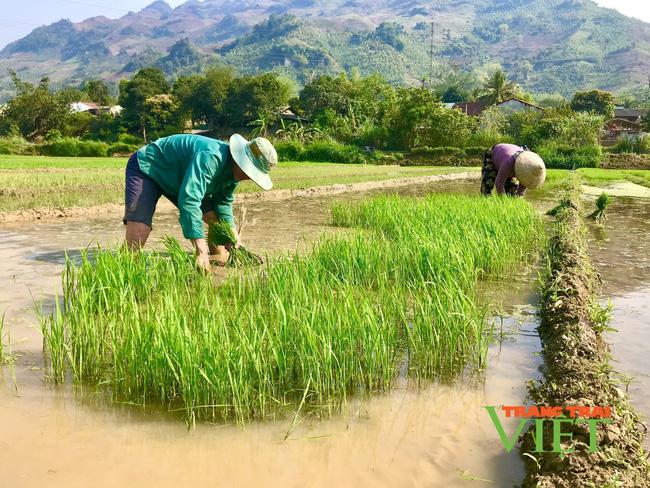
[229,134,278,191]
[515,151,546,190]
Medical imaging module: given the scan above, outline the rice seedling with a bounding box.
[42,193,544,423]
[207,219,262,267]
[588,192,612,223]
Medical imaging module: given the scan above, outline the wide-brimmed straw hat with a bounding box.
[229,134,277,191]
[514,151,546,190]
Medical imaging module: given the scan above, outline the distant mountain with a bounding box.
[1,0,649,100]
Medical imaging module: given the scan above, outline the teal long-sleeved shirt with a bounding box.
[137,134,238,239]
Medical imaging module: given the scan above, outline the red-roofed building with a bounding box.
[452,98,544,117]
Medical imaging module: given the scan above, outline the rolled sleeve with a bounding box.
[178,151,217,239]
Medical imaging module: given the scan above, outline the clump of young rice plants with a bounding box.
[587,191,612,223]
[42,193,544,423]
[208,220,263,267]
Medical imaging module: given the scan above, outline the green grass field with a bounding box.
[2,155,649,213]
[546,168,650,188]
[0,155,477,212]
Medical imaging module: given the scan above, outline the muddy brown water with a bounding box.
[0,180,648,487]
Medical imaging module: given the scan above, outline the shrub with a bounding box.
[274,139,370,164]
[39,137,109,157]
[77,140,110,157]
[536,143,602,169]
[610,138,636,154]
[611,136,650,155]
[108,142,140,156]
[274,139,305,162]
[117,133,143,145]
[401,146,481,167]
[410,146,464,158]
[302,140,368,164]
[464,146,487,158]
[464,130,511,148]
[0,135,37,155]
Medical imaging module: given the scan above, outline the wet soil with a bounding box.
[0,171,478,223]
[1,180,649,487]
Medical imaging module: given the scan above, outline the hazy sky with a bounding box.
[1,0,649,50]
[0,0,186,49]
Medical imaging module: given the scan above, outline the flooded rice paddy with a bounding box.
[1,180,648,487]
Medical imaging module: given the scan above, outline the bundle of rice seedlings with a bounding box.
[588,192,612,223]
[208,220,263,267]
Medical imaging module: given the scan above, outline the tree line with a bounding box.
[0,65,648,163]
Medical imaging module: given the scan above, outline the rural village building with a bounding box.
[603,107,648,146]
[70,101,123,116]
[452,98,544,116]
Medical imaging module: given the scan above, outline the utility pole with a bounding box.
[429,21,434,89]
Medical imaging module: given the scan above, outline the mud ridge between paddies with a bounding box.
[0,172,479,223]
[521,175,650,487]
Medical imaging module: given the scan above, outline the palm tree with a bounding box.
[480,69,520,106]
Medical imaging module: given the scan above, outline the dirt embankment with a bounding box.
[602,153,650,170]
[521,177,649,487]
[0,171,479,223]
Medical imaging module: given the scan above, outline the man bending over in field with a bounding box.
[481,143,546,197]
[124,133,277,272]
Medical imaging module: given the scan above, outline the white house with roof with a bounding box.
[70,102,123,116]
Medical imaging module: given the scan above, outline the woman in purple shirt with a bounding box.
[481,143,546,197]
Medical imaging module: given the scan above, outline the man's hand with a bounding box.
[191,238,212,273]
[225,226,241,250]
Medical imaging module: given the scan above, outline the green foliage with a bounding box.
[39,137,110,157]
[224,72,293,127]
[643,113,650,133]
[0,72,77,140]
[173,66,236,128]
[611,136,650,155]
[157,38,206,75]
[410,146,464,158]
[440,86,466,103]
[420,102,477,149]
[536,142,602,169]
[62,111,95,139]
[274,140,305,161]
[0,136,37,155]
[87,113,124,142]
[142,93,180,139]
[508,108,603,148]
[571,89,615,120]
[479,69,520,106]
[118,67,171,138]
[82,79,113,106]
[274,139,370,164]
[465,130,511,148]
[302,140,368,164]
[403,146,485,167]
[107,142,140,156]
[384,87,436,150]
[373,22,406,51]
[536,93,567,109]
